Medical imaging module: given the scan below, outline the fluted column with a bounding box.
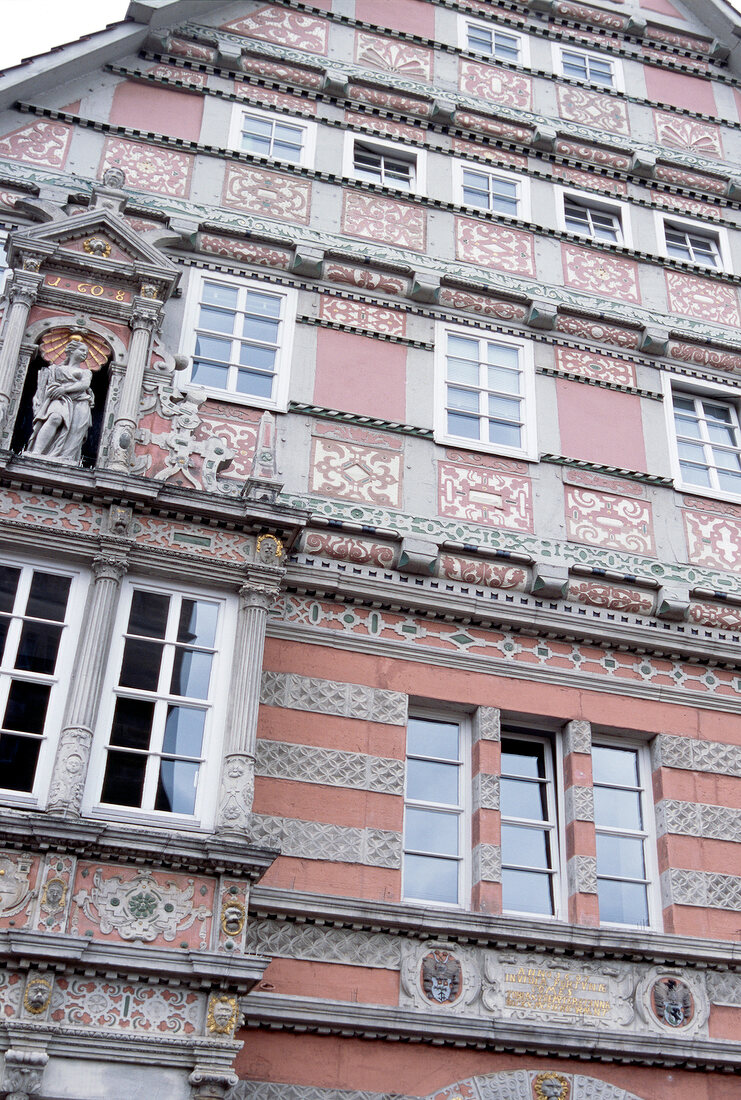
[216,583,280,836]
[0,275,41,430]
[46,553,128,815]
[108,297,160,471]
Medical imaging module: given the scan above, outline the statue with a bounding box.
[26,336,94,463]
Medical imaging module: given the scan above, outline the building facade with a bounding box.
[0,0,740,1096]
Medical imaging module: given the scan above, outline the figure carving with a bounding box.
[534,1072,569,1100]
[220,901,246,937]
[26,335,93,463]
[23,977,52,1015]
[206,993,239,1035]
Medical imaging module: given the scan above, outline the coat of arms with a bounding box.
[651,976,694,1028]
[420,949,462,1005]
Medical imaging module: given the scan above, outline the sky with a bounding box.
[0,0,741,72]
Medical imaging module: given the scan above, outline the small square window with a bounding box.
[560,192,628,246]
[344,134,426,194]
[665,380,741,499]
[556,46,621,91]
[661,217,724,270]
[460,16,528,66]
[455,161,528,219]
[228,104,316,167]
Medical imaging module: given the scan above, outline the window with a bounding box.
[228,104,315,167]
[664,380,741,497]
[182,272,296,408]
[0,232,8,294]
[0,563,81,800]
[344,134,425,194]
[403,714,467,906]
[659,215,727,271]
[435,324,536,459]
[593,743,656,927]
[90,583,231,822]
[500,735,561,917]
[454,161,528,219]
[556,46,621,90]
[561,193,627,245]
[460,17,528,66]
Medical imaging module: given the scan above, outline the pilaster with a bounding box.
[471,706,502,913]
[563,719,599,926]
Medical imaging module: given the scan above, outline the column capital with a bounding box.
[238,582,283,614]
[92,554,128,583]
[130,300,161,331]
[7,281,39,308]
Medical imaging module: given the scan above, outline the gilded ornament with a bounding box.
[83,236,112,259]
[256,533,284,565]
[39,327,110,370]
[140,283,160,300]
[22,256,41,272]
[23,977,52,1015]
[220,900,245,937]
[40,877,67,912]
[534,1073,569,1100]
[206,993,239,1035]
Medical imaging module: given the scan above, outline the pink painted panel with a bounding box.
[556,86,630,137]
[639,0,684,16]
[683,506,741,572]
[456,217,535,276]
[556,380,647,471]
[314,329,407,421]
[644,67,716,115]
[0,120,72,168]
[355,31,432,82]
[342,192,426,252]
[310,423,403,508]
[355,0,436,37]
[222,165,311,224]
[438,451,533,532]
[221,5,328,53]
[319,295,406,337]
[0,852,41,931]
[562,244,641,304]
[665,272,740,327]
[653,111,722,158]
[99,137,193,198]
[565,486,655,555]
[109,81,204,142]
[459,60,532,111]
[554,347,636,387]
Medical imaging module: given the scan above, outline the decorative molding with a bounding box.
[564,720,592,756]
[565,786,595,824]
[244,918,400,970]
[473,706,501,743]
[651,735,741,778]
[706,971,741,1006]
[568,855,598,896]
[472,843,502,884]
[260,670,408,725]
[661,868,741,911]
[255,739,404,795]
[247,814,402,868]
[655,799,741,842]
[473,773,500,813]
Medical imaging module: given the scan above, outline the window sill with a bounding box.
[87,805,209,832]
[435,433,538,463]
[178,383,287,414]
[675,481,741,508]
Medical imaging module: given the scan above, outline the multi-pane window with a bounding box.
[352,140,416,190]
[187,274,294,406]
[500,736,559,917]
[0,565,75,796]
[560,47,615,88]
[593,744,653,927]
[437,327,534,457]
[671,391,741,495]
[403,716,466,906]
[664,222,720,269]
[97,588,222,818]
[464,19,523,63]
[564,198,622,243]
[459,165,521,217]
[229,106,314,166]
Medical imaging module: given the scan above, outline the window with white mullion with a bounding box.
[99,589,220,818]
[673,393,741,494]
[403,716,465,906]
[465,21,522,63]
[593,744,653,927]
[500,736,559,917]
[353,142,414,189]
[664,225,720,269]
[445,333,524,450]
[561,47,614,88]
[238,110,306,163]
[564,199,621,243]
[461,167,519,216]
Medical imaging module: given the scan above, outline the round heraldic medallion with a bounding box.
[650,976,694,1028]
[420,949,463,1006]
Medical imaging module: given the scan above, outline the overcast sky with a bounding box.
[0,0,740,72]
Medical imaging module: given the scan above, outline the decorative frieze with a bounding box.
[245,919,401,970]
[473,772,500,812]
[661,868,741,911]
[0,119,72,168]
[561,245,640,305]
[455,217,536,277]
[554,347,636,388]
[459,60,532,110]
[342,191,426,252]
[556,86,630,137]
[568,855,598,896]
[260,670,408,725]
[255,739,404,795]
[310,422,404,507]
[100,137,193,198]
[356,31,432,82]
[683,502,741,573]
[222,164,311,224]
[438,452,533,532]
[654,112,722,158]
[665,271,740,327]
[565,786,595,824]
[439,555,529,591]
[652,735,741,777]
[221,6,328,54]
[565,485,655,555]
[656,799,741,841]
[472,844,502,884]
[247,813,401,868]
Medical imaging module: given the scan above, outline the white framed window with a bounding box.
[559,188,631,248]
[86,580,234,826]
[181,270,296,409]
[0,232,8,295]
[402,713,469,907]
[343,133,426,194]
[500,733,564,919]
[434,323,537,460]
[663,375,741,500]
[554,44,623,91]
[0,560,85,804]
[228,103,316,167]
[459,16,529,67]
[656,213,730,273]
[593,741,659,928]
[454,160,529,220]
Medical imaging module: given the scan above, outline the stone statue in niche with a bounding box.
[26,335,94,463]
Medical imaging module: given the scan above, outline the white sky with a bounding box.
[0,0,740,73]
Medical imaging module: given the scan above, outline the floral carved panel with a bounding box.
[456,217,535,276]
[221,5,328,54]
[554,346,636,387]
[0,120,72,168]
[201,233,292,270]
[568,579,654,614]
[50,978,202,1034]
[223,165,311,225]
[169,38,216,62]
[147,63,208,89]
[355,31,432,81]
[565,486,655,555]
[100,137,193,198]
[310,424,403,507]
[319,295,406,337]
[556,86,630,136]
[459,60,533,110]
[439,555,529,590]
[342,192,426,252]
[665,272,740,327]
[438,452,533,532]
[654,111,722,158]
[562,244,641,304]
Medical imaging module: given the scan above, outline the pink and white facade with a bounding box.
[0,0,740,1098]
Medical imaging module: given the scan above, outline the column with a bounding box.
[216,583,280,836]
[46,553,128,816]
[108,297,160,472]
[563,719,599,926]
[471,706,502,913]
[0,275,41,431]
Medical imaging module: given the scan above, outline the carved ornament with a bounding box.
[206,992,239,1035]
[23,977,52,1015]
[83,236,111,259]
